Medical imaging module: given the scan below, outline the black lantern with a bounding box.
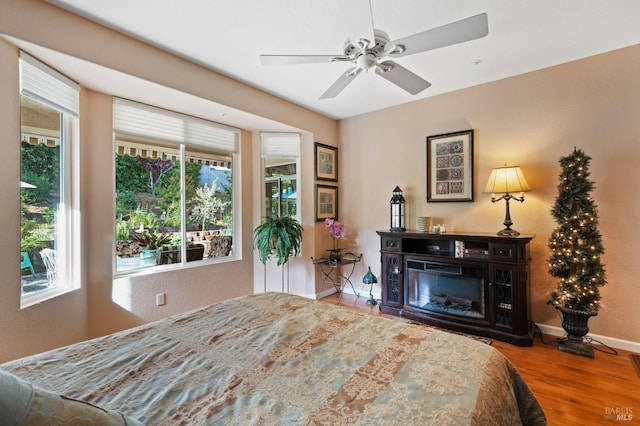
[390,186,406,231]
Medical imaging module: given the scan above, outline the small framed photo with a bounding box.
[315,184,338,221]
[426,130,474,202]
[315,142,338,181]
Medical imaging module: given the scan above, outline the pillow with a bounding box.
[0,369,144,425]
[0,369,32,425]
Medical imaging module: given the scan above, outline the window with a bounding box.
[265,161,297,218]
[19,52,80,306]
[113,99,238,273]
[261,133,300,220]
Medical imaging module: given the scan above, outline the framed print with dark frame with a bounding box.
[426,130,474,202]
[315,184,338,221]
[315,142,338,181]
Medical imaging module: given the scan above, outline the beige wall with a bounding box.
[0,0,338,362]
[339,44,640,344]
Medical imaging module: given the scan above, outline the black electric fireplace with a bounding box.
[405,259,486,320]
[377,231,535,346]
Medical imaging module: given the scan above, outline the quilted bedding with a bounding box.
[1,292,546,425]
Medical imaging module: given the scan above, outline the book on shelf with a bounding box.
[463,247,489,259]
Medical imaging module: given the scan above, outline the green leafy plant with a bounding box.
[21,220,51,252]
[115,190,138,218]
[20,172,54,205]
[190,181,228,231]
[161,202,182,228]
[130,229,172,250]
[219,214,233,236]
[116,219,130,241]
[129,207,157,230]
[253,216,303,266]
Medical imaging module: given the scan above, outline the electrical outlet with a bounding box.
[156,293,166,306]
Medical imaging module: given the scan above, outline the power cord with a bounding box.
[529,321,553,345]
[583,335,618,355]
[528,320,617,354]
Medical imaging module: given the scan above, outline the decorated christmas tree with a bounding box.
[547,148,606,312]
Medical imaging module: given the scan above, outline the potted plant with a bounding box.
[324,218,344,264]
[130,228,172,259]
[253,216,303,266]
[547,148,606,358]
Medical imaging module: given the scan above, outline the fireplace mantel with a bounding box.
[377,230,534,346]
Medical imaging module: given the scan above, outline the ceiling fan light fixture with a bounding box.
[357,52,378,71]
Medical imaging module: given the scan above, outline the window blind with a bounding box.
[19,51,79,117]
[113,98,238,153]
[260,132,300,158]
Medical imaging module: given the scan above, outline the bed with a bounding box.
[1,292,546,425]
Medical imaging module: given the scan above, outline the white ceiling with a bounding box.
[42,0,640,121]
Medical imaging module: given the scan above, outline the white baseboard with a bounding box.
[311,287,339,300]
[306,290,640,354]
[312,285,372,300]
[535,323,640,353]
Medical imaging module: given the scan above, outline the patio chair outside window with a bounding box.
[20,252,35,277]
[40,248,57,286]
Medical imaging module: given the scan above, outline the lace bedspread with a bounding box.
[2,292,546,425]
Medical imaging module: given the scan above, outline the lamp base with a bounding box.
[366,286,378,305]
[497,227,520,236]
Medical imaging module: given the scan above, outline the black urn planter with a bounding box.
[558,307,598,358]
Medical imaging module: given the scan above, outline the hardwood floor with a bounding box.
[320,293,640,425]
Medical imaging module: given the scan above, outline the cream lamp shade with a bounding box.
[484,166,531,195]
[484,166,531,236]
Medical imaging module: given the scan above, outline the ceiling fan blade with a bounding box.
[342,0,375,48]
[320,67,362,99]
[375,60,431,95]
[260,54,347,65]
[389,13,488,58]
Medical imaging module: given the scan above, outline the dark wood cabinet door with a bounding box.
[381,253,403,308]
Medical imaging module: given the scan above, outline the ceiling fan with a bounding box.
[260,4,488,99]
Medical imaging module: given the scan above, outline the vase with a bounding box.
[558,307,598,358]
[328,249,343,264]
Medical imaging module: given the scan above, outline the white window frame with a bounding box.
[20,52,81,308]
[260,132,300,220]
[113,99,240,276]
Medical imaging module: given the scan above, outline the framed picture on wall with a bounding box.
[315,142,338,181]
[426,129,474,202]
[315,184,338,221]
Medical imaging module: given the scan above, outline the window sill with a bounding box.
[21,285,80,310]
[113,254,239,279]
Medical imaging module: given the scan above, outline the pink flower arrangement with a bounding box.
[325,219,344,252]
[325,218,344,239]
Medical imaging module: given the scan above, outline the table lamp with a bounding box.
[362,266,378,305]
[483,166,531,236]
